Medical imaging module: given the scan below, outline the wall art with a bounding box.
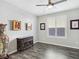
[12,20,21,31]
[70,19,79,29]
[26,23,32,30]
[40,23,45,30]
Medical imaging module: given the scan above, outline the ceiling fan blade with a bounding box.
[36,4,48,6]
[53,0,67,5]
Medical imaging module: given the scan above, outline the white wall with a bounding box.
[37,8,79,49]
[0,0,37,54]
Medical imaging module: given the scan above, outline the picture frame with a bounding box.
[40,23,45,30]
[25,23,32,30]
[12,20,21,31]
[25,23,28,30]
[70,19,79,29]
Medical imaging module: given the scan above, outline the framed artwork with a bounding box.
[40,23,45,30]
[26,23,32,30]
[70,20,79,29]
[25,23,28,30]
[12,20,21,31]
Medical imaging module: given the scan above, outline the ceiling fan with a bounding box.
[36,0,67,7]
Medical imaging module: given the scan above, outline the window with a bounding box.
[47,15,67,38]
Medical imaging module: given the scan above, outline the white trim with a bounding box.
[39,41,79,50]
[8,50,17,55]
[34,41,38,44]
[8,42,38,55]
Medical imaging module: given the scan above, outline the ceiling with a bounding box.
[4,0,79,16]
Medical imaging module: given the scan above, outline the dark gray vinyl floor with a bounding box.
[10,42,79,59]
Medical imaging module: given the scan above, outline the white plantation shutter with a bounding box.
[56,16,67,37]
[47,17,56,36]
[47,17,55,28]
[47,15,67,38]
[56,16,66,27]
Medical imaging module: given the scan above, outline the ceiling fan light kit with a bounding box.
[36,0,67,8]
[48,5,53,8]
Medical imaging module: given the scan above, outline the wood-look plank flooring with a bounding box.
[10,42,79,59]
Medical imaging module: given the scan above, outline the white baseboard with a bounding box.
[34,41,38,44]
[8,50,17,55]
[39,41,79,50]
[8,42,37,55]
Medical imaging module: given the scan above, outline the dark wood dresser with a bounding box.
[17,36,33,51]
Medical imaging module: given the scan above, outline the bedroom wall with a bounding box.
[0,0,37,54]
[37,8,79,49]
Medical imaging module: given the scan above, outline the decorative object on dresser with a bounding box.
[17,36,33,51]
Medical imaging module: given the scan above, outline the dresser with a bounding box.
[17,36,33,51]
